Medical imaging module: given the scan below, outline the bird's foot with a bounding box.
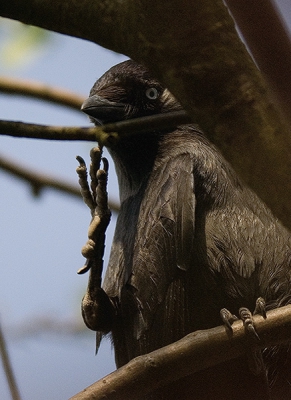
[220,308,238,331]
[76,147,111,274]
[253,296,267,319]
[220,298,267,375]
[81,285,116,332]
[220,297,266,335]
[76,147,115,332]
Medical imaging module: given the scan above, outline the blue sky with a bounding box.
[0,24,127,399]
[0,2,291,398]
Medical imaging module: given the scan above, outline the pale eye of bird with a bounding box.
[145,87,159,100]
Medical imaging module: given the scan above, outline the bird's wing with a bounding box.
[127,152,196,334]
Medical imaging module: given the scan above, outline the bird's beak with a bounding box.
[81,95,126,125]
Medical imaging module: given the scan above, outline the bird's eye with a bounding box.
[145,87,159,100]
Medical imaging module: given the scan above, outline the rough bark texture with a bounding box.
[70,305,291,400]
[1,0,291,229]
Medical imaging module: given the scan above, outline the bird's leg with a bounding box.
[76,147,115,332]
[221,298,267,375]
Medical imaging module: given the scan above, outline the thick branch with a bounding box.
[225,0,291,125]
[0,76,85,110]
[71,305,291,400]
[0,0,126,53]
[1,0,291,229]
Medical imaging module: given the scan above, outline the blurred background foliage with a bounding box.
[0,20,52,69]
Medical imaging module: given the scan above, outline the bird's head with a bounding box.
[81,60,183,125]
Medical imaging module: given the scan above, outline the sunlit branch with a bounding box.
[0,76,85,110]
[71,305,291,400]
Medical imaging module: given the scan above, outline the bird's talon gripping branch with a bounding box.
[239,305,265,376]
[221,304,264,375]
[254,297,267,319]
[220,308,238,331]
[239,307,260,342]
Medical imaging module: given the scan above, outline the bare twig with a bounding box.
[0,120,102,141]
[0,320,22,400]
[0,111,191,142]
[0,152,82,198]
[0,153,120,212]
[70,304,291,400]
[0,76,85,110]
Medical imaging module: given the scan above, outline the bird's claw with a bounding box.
[239,306,265,375]
[220,308,238,332]
[76,146,111,275]
[239,297,267,342]
[221,298,267,376]
[221,297,266,338]
[239,307,260,342]
[76,147,114,334]
[254,297,267,319]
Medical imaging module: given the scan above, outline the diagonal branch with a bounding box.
[0,153,120,212]
[0,76,85,110]
[0,152,81,198]
[70,304,291,400]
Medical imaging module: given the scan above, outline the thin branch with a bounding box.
[0,153,120,212]
[0,111,189,212]
[70,304,291,400]
[0,153,82,198]
[0,120,103,141]
[0,111,191,142]
[0,76,85,110]
[0,321,22,400]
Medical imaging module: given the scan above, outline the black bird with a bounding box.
[81,60,291,399]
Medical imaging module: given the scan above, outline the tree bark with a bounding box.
[1,0,291,229]
[70,305,291,400]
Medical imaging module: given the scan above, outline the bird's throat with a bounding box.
[108,131,161,202]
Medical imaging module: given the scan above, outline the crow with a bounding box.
[81,60,291,399]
